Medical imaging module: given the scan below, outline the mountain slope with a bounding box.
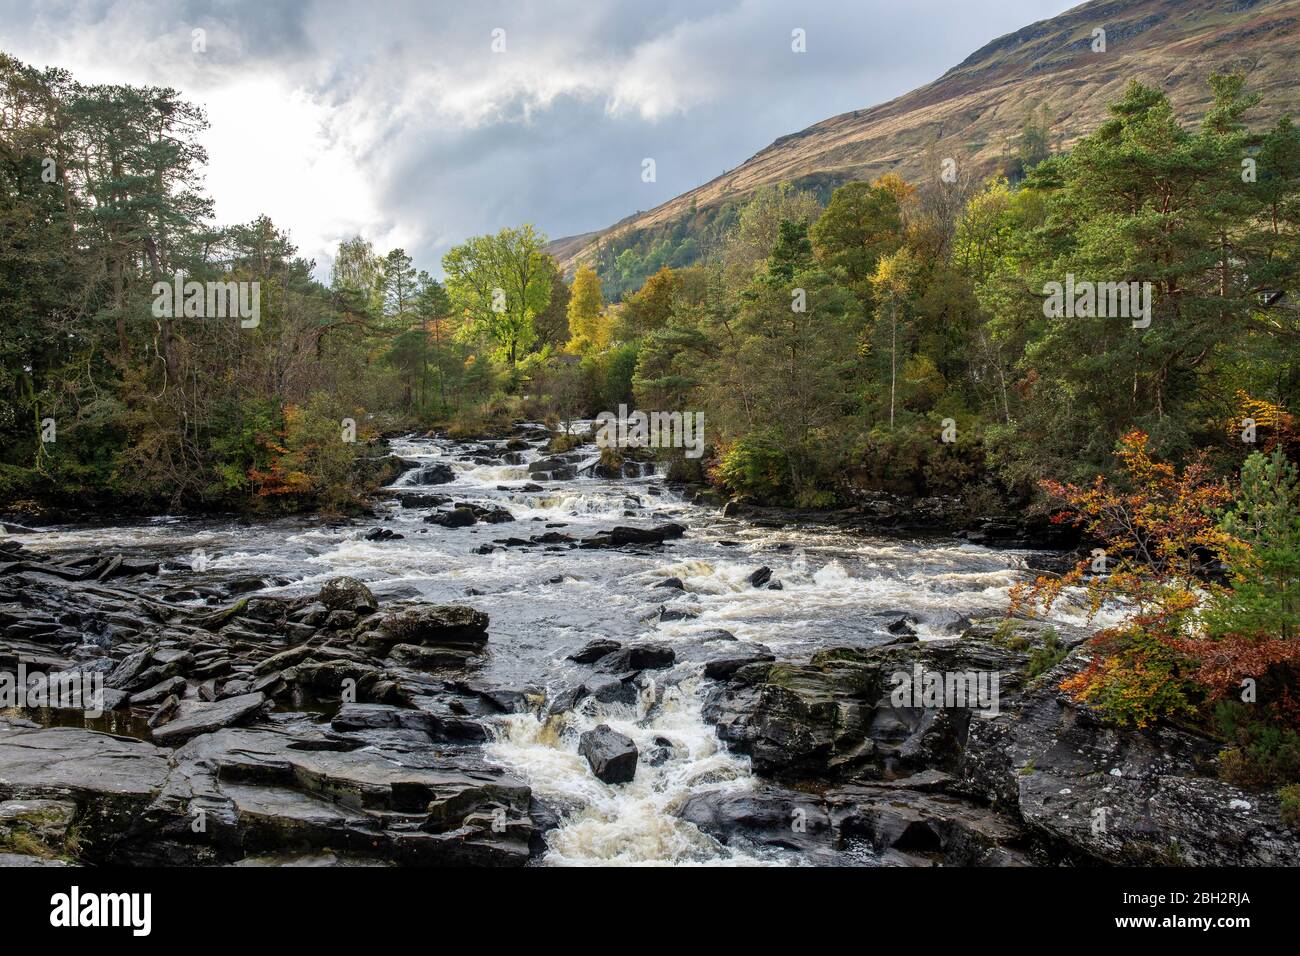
[548,0,1299,278]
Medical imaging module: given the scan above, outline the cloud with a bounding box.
[0,0,1077,277]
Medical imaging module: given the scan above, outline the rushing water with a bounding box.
[9,430,1068,866]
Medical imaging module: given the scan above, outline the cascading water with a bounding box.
[8,427,1058,865]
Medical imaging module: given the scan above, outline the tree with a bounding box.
[381,248,418,322]
[870,247,922,430]
[532,255,570,349]
[1012,432,1234,727]
[442,225,551,367]
[617,266,680,340]
[1198,449,1300,709]
[711,220,861,502]
[721,182,822,286]
[810,180,904,307]
[331,236,383,316]
[565,263,608,354]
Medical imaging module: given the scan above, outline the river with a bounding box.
[9,429,1057,866]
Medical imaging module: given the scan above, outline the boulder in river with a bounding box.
[580,523,686,549]
[317,576,378,614]
[568,639,621,664]
[596,642,675,672]
[425,506,477,528]
[412,462,456,485]
[397,492,451,508]
[376,603,490,647]
[579,724,638,784]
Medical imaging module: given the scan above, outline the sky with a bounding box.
[0,0,1079,278]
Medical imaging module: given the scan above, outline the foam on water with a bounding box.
[488,676,778,866]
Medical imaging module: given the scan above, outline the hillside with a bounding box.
[548,0,1299,285]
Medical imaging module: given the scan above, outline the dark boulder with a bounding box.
[579,724,638,785]
[568,639,621,664]
[413,462,456,485]
[425,506,477,528]
[596,642,675,672]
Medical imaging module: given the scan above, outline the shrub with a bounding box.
[1280,785,1300,830]
[1214,701,1300,789]
[1026,628,1068,680]
[711,433,789,503]
[1012,431,1231,727]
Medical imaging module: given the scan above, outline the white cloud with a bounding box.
[0,0,1080,277]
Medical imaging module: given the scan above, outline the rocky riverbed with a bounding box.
[1,425,1294,867]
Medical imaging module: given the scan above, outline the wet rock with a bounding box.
[568,639,621,664]
[476,507,516,524]
[826,783,1030,865]
[317,577,378,615]
[150,692,267,746]
[105,647,154,690]
[289,602,329,626]
[0,726,169,857]
[702,640,1021,779]
[129,676,187,707]
[331,703,437,735]
[704,650,776,681]
[959,656,1300,866]
[581,674,639,706]
[885,614,918,635]
[654,577,686,591]
[147,694,181,729]
[413,462,456,485]
[375,604,489,647]
[148,726,533,865]
[226,576,270,596]
[596,642,675,672]
[387,643,480,670]
[659,605,701,622]
[580,523,686,549]
[579,724,638,784]
[253,645,314,675]
[324,609,358,630]
[679,785,835,858]
[291,660,380,697]
[397,492,451,508]
[364,528,405,541]
[749,566,772,588]
[425,506,477,528]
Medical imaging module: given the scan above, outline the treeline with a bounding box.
[554,75,1299,514]
[2,55,1297,522]
[0,54,574,513]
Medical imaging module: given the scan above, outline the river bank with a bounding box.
[0,424,1292,866]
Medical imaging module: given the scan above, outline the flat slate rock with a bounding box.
[150,691,267,746]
